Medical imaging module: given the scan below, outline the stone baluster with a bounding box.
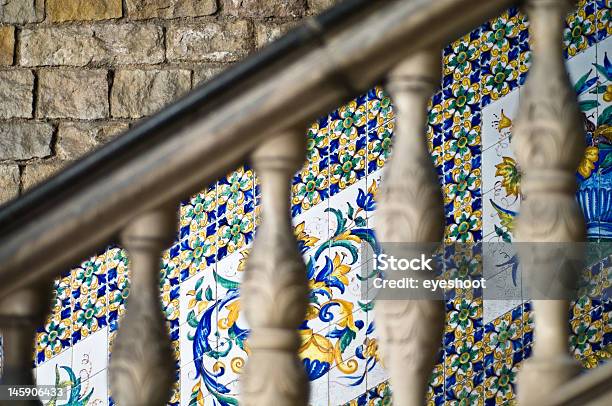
[374,50,446,405]
[0,283,51,406]
[241,131,309,405]
[109,209,177,406]
[512,0,585,404]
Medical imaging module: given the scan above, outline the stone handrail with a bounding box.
[0,0,604,405]
[0,0,514,298]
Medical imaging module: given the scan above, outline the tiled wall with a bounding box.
[32,1,611,405]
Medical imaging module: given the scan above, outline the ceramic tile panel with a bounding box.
[366,87,395,131]
[71,327,109,380]
[293,194,329,257]
[564,0,598,58]
[362,320,389,397]
[329,356,367,406]
[180,359,222,406]
[329,95,368,152]
[596,0,611,42]
[366,121,394,178]
[479,8,525,106]
[30,2,612,405]
[35,347,73,388]
[591,35,612,239]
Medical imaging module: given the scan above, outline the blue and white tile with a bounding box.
[179,264,217,330]
[482,188,520,240]
[309,371,329,406]
[72,327,109,380]
[80,369,109,406]
[481,136,515,197]
[293,195,330,256]
[179,360,219,406]
[329,357,367,406]
[481,88,519,152]
[36,348,73,387]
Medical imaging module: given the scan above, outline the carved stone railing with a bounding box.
[375,49,445,406]
[109,209,178,405]
[241,132,309,405]
[511,0,587,404]
[0,0,607,405]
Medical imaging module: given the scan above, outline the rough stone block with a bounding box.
[167,21,250,62]
[20,24,164,67]
[193,64,228,85]
[224,0,305,18]
[22,162,64,190]
[47,0,122,22]
[0,165,20,204]
[0,122,53,160]
[111,69,191,118]
[38,70,108,119]
[307,0,337,14]
[0,70,34,118]
[0,26,15,65]
[0,0,43,24]
[126,0,217,19]
[255,22,296,48]
[57,121,129,159]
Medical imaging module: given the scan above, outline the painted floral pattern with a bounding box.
[33,3,610,406]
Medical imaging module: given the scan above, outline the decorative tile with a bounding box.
[484,307,523,357]
[71,254,108,302]
[363,320,387,394]
[329,137,367,197]
[444,331,484,396]
[570,313,603,362]
[82,369,109,406]
[293,201,329,258]
[309,371,329,406]
[329,356,367,406]
[179,264,216,330]
[328,176,369,237]
[35,4,612,405]
[343,381,392,406]
[306,117,331,164]
[216,203,254,261]
[107,250,129,333]
[179,272,218,366]
[36,314,72,365]
[215,289,248,386]
[481,139,516,199]
[72,290,107,345]
[564,0,598,58]
[180,359,223,406]
[483,350,522,405]
[180,184,217,241]
[72,327,109,380]
[446,196,483,243]
[366,87,394,131]
[216,166,253,219]
[444,157,482,220]
[596,0,611,41]
[480,47,520,105]
[481,88,519,152]
[292,159,330,217]
[330,95,368,151]
[366,121,394,175]
[35,348,73,393]
[482,189,520,241]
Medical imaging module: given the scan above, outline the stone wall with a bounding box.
[0,0,337,203]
